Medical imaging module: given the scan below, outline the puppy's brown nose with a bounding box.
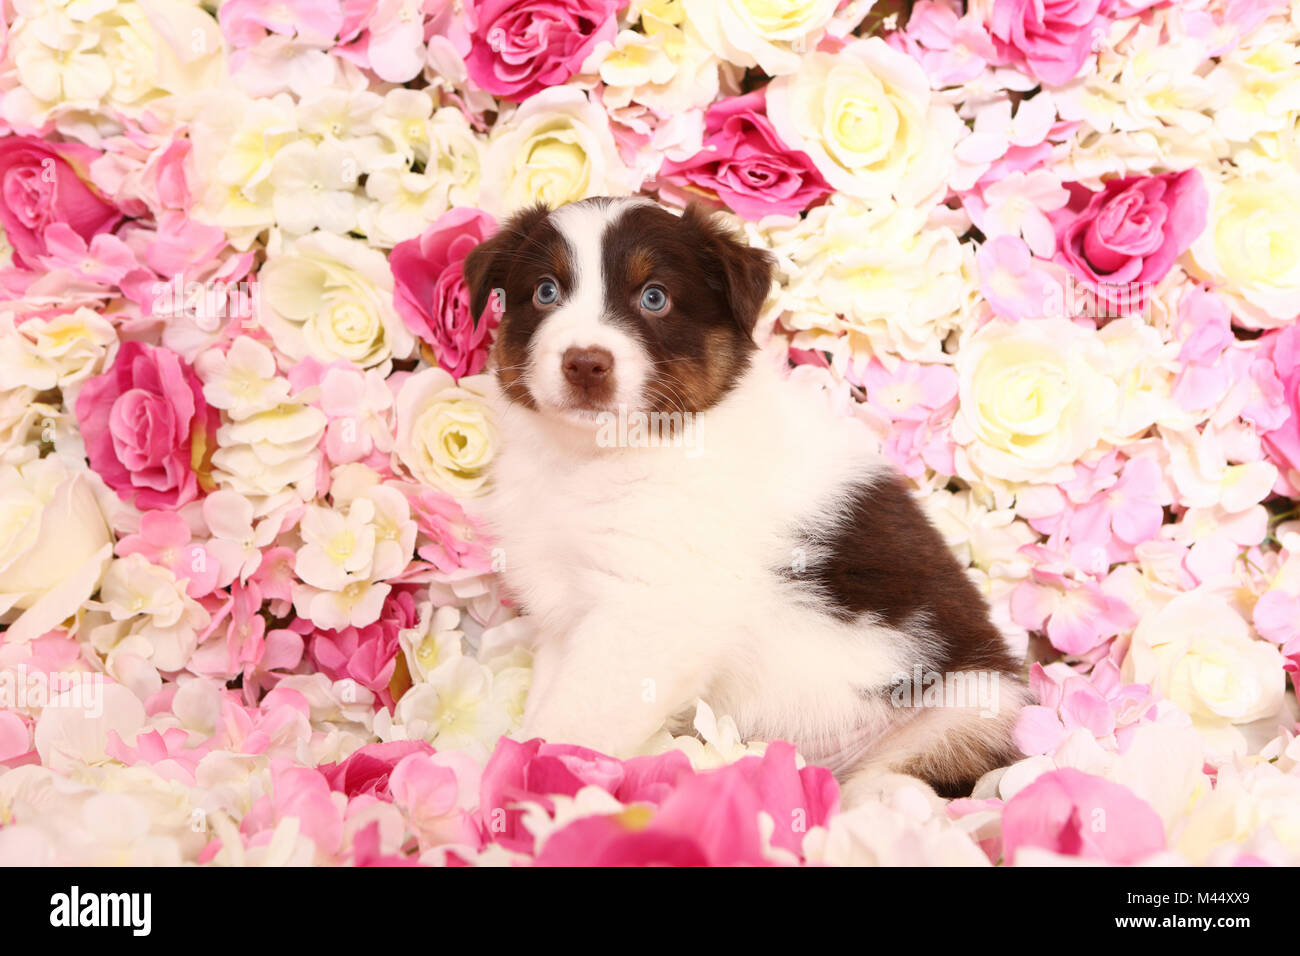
[562,346,614,389]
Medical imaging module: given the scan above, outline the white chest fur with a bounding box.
[480,357,929,768]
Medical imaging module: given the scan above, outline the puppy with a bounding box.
[464,196,1027,799]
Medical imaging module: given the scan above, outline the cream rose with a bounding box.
[1177,762,1300,865]
[1123,591,1286,738]
[763,195,972,364]
[1189,166,1300,329]
[394,369,498,498]
[765,37,962,206]
[480,85,638,215]
[259,231,415,368]
[682,0,840,76]
[0,457,114,643]
[952,317,1119,485]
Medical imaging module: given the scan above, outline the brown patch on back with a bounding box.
[793,472,1023,678]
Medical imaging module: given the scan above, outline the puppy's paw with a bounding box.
[839,767,948,813]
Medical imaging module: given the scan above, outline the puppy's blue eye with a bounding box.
[534,279,559,306]
[640,285,669,313]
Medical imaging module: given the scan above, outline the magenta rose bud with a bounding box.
[390,207,499,379]
[988,0,1106,86]
[1055,168,1208,313]
[658,90,834,220]
[0,136,124,270]
[75,341,218,511]
[318,741,435,799]
[465,0,627,101]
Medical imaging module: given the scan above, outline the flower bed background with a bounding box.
[1,0,1300,865]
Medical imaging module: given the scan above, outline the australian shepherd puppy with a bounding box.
[464,196,1028,800]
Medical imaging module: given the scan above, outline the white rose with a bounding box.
[394,369,498,498]
[259,230,414,368]
[681,0,838,76]
[0,458,113,644]
[481,86,638,216]
[952,318,1119,485]
[1123,591,1286,738]
[1189,166,1300,329]
[1177,762,1300,865]
[765,37,963,207]
[103,0,224,105]
[763,196,973,364]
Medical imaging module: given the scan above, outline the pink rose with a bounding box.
[988,0,1106,86]
[1055,169,1207,313]
[658,90,833,221]
[336,0,427,84]
[0,136,124,270]
[1259,324,1300,491]
[893,2,998,87]
[75,341,217,511]
[465,0,626,101]
[1001,768,1166,864]
[318,740,436,799]
[390,208,499,379]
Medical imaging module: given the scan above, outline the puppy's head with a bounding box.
[463,197,773,423]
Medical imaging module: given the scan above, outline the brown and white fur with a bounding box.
[464,197,1028,800]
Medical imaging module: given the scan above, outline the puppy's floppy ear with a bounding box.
[682,202,775,339]
[463,203,550,323]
